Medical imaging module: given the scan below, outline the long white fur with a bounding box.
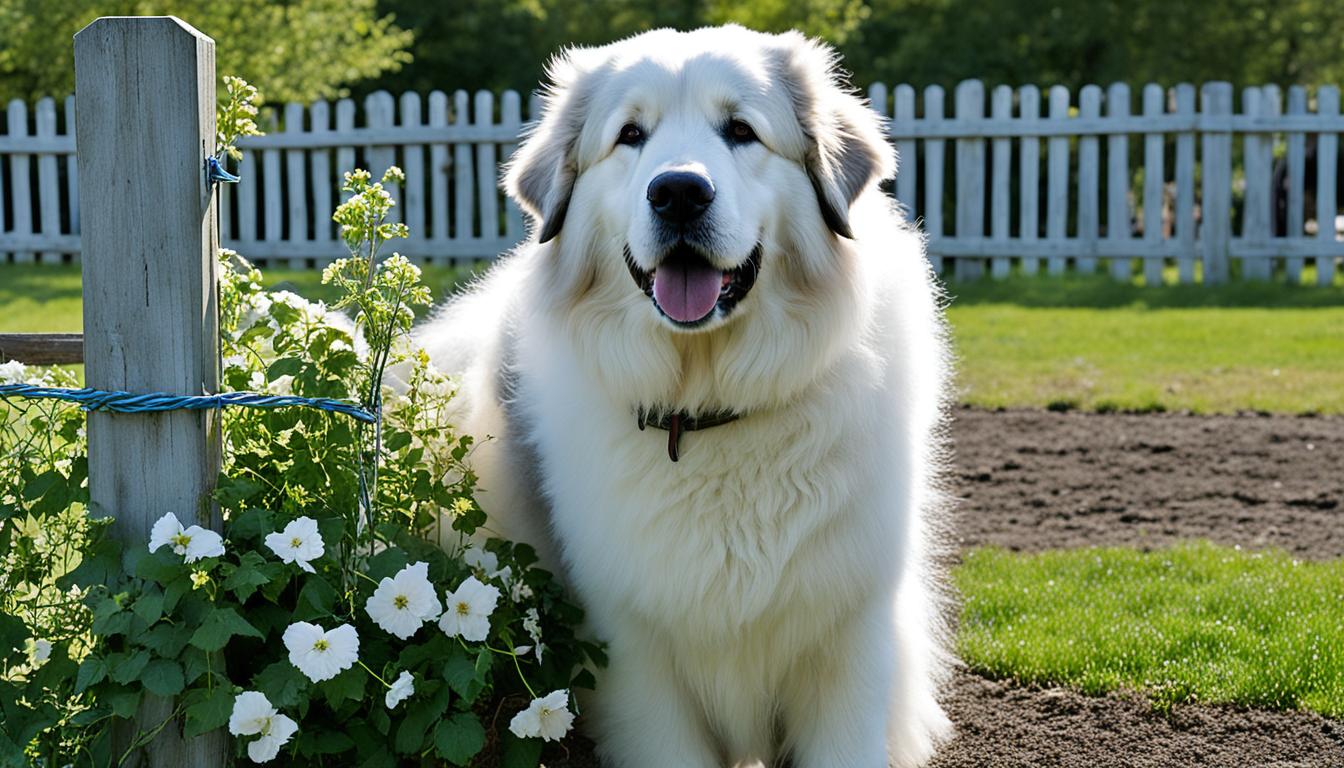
[416,25,954,768]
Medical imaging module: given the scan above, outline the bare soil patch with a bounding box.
[948,407,1344,559]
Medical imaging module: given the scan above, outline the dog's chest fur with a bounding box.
[511,327,903,646]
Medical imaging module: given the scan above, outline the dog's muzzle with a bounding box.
[624,243,762,327]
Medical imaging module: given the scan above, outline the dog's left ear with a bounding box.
[505,49,597,243]
[774,34,896,239]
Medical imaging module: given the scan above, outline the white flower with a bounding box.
[229,691,278,736]
[31,639,51,663]
[0,360,26,385]
[148,513,225,563]
[509,579,534,603]
[523,608,545,663]
[462,545,498,575]
[438,576,500,642]
[228,690,299,762]
[265,517,324,573]
[247,371,267,391]
[365,562,442,639]
[384,671,414,709]
[247,714,297,763]
[283,622,359,683]
[508,690,574,742]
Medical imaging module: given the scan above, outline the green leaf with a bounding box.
[394,685,451,754]
[74,657,108,694]
[106,687,142,718]
[267,357,304,379]
[295,576,339,621]
[139,622,192,658]
[441,646,492,704]
[319,665,367,708]
[254,660,308,709]
[132,588,166,624]
[0,614,27,664]
[223,551,273,601]
[501,730,544,768]
[184,685,235,739]
[215,475,265,510]
[434,711,486,765]
[108,650,150,684]
[141,659,185,697]
[189,607,263,651]
[227,507,275,540]
[298,729,356,755]
[134,548,186,584]
[90,597,132,637]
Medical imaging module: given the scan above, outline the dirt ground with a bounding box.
[549,409,1344,767]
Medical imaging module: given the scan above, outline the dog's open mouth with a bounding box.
[624,243,761,326]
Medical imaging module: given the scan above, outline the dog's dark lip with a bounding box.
[623,242,762,327]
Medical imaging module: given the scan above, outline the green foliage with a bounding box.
[956,542,1344,716]
[365,0,1344,98]
[0,0,411,105]
[0,168,600,764]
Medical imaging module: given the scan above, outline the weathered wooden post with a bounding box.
[74,16,225,767]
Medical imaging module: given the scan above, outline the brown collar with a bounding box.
[637,407,742,462]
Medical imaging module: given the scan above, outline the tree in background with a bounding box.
[0,0,413,104]
[368,0,1344,98]
[362,0,867,98]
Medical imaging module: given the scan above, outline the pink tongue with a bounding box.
[653,260,723,323]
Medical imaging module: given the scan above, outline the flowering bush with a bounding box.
[0,157,601,764]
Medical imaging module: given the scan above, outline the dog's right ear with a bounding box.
[505,50,595,244]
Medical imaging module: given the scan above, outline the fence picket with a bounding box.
[501,90,524,245]
[1285,86,1307,282]
[401,92,426,258]
[310,100,332,247]
[35,98,62,263]
[1106,83,1131,280]
[1046,86,1070,275]
[366,91,397,223]
[990,84,1012,279]
[453,91,474,241]
[262,111,282,247]
[284,102,308,269]
[7,100,34,263]
[1077,85,1101,273]
[893,85,918,219]
[1200,82,1233,283]
[239,139,258,243]
[1141,84,1165,285]
[1019,85,1041,275]
[428,91,450,261]
[923,85,945,273]
[1316,85,1339,286]
[1174,84,1197,283]
[954,80,985,280]
[65,96,78,256]
[335,98,356,182]
[1241,87,1271,279]
[474,91,499,245]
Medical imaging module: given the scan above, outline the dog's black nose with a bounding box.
[647,171,715,224]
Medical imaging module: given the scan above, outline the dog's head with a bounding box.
[506,26,896,409]
[508,26,894,325]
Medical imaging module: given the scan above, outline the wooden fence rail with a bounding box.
[3,79,1344,283]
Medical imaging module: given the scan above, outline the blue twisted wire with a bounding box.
[0,383,376,424]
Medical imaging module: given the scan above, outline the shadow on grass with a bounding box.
[945,272,1344,309]
[0,264,83,305]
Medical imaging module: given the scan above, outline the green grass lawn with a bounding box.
[956,542,1344,716]
[3,263,1343,413]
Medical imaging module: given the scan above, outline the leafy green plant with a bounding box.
[0,85,601,764]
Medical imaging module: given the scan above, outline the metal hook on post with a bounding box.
[206,154,239,185]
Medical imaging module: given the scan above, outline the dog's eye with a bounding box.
[616,123,645,147]
[726,119,758,145]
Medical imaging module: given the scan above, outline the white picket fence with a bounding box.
[2,80,1344,284]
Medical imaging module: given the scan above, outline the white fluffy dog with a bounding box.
[417,25,953,768]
